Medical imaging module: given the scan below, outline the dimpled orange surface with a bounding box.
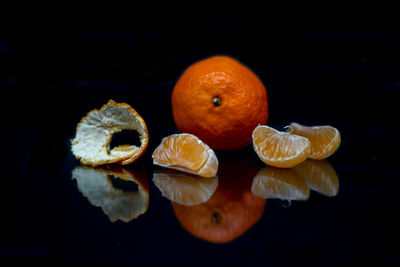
[172,56,268,150]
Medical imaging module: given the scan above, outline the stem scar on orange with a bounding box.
[172,56,268,151]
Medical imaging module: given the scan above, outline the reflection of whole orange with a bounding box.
[172,160,265,243]
[172,56,268,150]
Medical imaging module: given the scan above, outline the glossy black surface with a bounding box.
[1,25,399,265]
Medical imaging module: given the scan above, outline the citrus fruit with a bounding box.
[288,122,341,160]
[171,56,268,150]
[152,133,218,178]
[72,166,149,223]
[252,125,311,168]
[172,160,265,243]
[153,169,218,206]
[71,99,149,166]
[251,167,309,201]
[293,159,339,197]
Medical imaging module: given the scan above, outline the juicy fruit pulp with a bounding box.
[252,125,311,168]
[289,122,341,160]
[152,133,218,178]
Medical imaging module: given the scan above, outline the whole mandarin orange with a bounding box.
[172,56,268,150]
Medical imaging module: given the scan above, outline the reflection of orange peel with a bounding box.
[71,100,149,166]
[251,167,310,201]
[72,166,149,223]
[153,169,218,206]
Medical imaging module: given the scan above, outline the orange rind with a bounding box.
[71,100,149,166]
[152,133,218,178]
[252,125,311,168]
[72,166,149,223]
[153,169,218,206]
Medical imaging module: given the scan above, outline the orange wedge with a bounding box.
[152,133,218,178]
[293,159,339,197]
[288,122,341,160]
[153,169,218,206]
[72,166,149,223]
[252,125,311,168]
[251,167,310,201]
[71,100,149,166]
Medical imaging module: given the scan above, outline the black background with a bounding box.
[1,24,399,265]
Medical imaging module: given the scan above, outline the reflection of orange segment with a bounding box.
[72,166,149,223]
[152,134,218,178]
[173,160,265,243]
[251,167,309,201]
[71,100,149,166]
[252,125,311,168]
[289,122,341,160]
[293,160,339,197]
[153,169,218,206]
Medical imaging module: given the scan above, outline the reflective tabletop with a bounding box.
[1,25,399,265]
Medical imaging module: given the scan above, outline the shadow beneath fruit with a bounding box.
[72,165,149,223]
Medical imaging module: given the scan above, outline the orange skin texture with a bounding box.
[172,56,268,150]
[172,160,265,243]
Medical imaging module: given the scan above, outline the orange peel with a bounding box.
[71,100,149,166]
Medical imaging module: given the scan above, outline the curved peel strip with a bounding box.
[152,133,218,178]
[252,125,311,168]
[71,100,149,166]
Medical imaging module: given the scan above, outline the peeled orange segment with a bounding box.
[252,125,311,168]
[72,166,149,223]
[152,133,218,178]
[71,100,149,167]
[293,160,339,197]
[288,122,340,160]
[251,167,310,201]
[153,169,218,206]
